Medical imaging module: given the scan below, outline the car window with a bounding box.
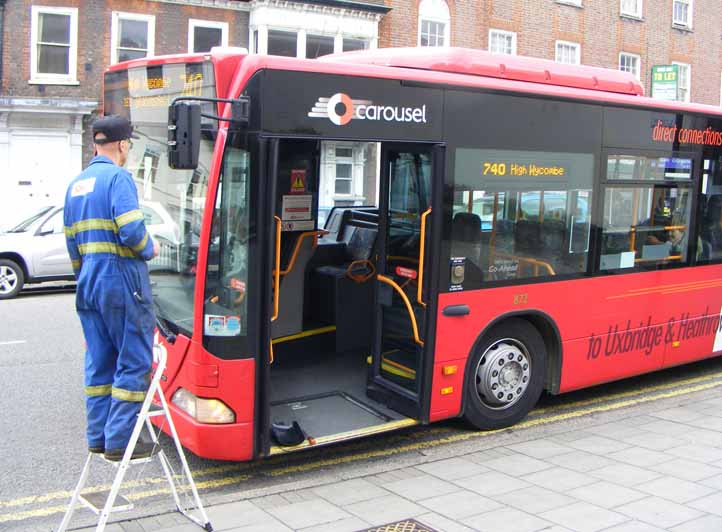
[8,206,53,232]
[39,210,64,234]
[141,205,163,225]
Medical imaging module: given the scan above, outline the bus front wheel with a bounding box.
[463,318,546,430]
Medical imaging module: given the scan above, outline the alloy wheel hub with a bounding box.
[475,339,531,409]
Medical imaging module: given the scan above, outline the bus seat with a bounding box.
[451,212,481,263]
[310,214,379,352]
[514,220,542,255]
[541,220,565,264]
[272,232,318,339]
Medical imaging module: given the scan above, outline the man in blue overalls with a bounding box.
[64,115,159,461]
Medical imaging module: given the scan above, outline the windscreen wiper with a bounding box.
[151,297,177,344]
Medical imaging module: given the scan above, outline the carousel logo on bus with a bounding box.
[308,93,428,126]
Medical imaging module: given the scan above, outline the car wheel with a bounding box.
[463,318,546,430]
[0,259,24,299]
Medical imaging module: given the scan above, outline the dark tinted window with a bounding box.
[698,157,722,262]
[306,34,334,58]
[268,30,297,57]
[193,26,222,53]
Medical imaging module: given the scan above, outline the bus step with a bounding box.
[79,491,133,515]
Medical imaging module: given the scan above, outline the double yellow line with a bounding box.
[3,368,722,523]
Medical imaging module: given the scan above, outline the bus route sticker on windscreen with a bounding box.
[205,315,241,336]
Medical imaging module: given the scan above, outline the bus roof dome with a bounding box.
[320,47,644,96]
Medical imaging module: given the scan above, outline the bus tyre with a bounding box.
[0,259,24,300]
[463,318,546,430]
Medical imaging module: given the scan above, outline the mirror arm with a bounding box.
[171,96,249,125]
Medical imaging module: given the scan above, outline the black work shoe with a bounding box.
[89,445,104,454]
[104,440,156,462]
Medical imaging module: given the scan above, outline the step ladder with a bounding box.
[57,344,213,532]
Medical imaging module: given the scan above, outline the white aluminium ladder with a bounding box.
[57,345,213,532]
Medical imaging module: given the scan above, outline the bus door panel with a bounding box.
[270,139,320,340]
[369,144,439,418]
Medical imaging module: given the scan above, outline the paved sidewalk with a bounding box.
[77,392,722,532]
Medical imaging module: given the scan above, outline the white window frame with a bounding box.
[187,19,228,54]
[29,6,78,85]
[556,0,582,6]
[672,0,693,28]
[555,40,581,65]
[488,29,517,55]
[111,11,156,65]
[417,0,450,48]
[619,52,641,79]
[620,0,642,18]
[673,61,691,102]
[333,144,355,198]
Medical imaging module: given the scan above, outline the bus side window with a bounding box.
[600,153,694,271]
[450,149,594,288]
[697,158,722,263]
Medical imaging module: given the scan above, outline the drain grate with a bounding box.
[356,519,440,532]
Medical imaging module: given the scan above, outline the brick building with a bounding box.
[0,0,387,225]
[380,0,722,107]
[0,0,720,225]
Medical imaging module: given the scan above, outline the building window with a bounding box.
[306,34,335,59]
[418,0,450,47]
[111,12,155,64]
[188,19,228,53]
[343,38,367,52]
[673,0,692,28]
[334,147,354,195]
[620,0,642,17]
[30,6,78,84]
[673,62,691,102]
[267,30,298,56]
[488,30,517,55]
[555,41,580,65]
[619,52,641,79]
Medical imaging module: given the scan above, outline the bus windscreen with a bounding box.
[103,61,217,333]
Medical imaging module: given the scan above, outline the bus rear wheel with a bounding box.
[463,318,546,430]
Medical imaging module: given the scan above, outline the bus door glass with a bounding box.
[371,145,434,410]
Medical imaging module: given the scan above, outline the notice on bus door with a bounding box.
[281,194,314,232]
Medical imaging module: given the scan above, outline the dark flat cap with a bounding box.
[93,115,139,144]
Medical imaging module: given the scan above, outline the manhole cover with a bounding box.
[357,519,440,532]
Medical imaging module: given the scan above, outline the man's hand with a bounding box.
[153,238,160,258]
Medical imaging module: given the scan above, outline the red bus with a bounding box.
[104,47,722,461]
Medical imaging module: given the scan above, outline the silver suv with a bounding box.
[0,202,180,299]
[0,206,74,299]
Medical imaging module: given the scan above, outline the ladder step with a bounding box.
[79,490,133,515]
[147,410,165,418]
[101,455,155,466]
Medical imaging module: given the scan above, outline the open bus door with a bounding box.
[368,144,444,420]
[259,139,444,455]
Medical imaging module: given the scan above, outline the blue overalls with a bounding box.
[64,155,156,452]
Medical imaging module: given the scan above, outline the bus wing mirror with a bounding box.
[168,101,201,170]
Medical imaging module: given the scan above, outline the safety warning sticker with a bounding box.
[290,169,307,194]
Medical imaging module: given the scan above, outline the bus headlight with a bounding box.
[171,388,236,424]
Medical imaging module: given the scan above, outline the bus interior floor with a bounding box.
[269,345,406,440]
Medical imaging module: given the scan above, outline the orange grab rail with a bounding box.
[377,274,424,347]
[417,207,431,308]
